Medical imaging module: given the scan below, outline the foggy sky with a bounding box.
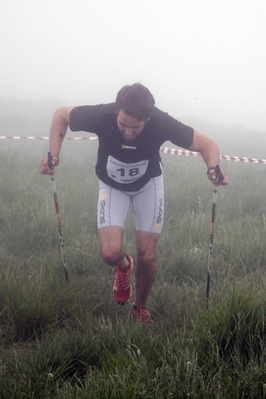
[1,0,265,131]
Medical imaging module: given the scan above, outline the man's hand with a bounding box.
[39,154,59,175]
[207,165,228,186]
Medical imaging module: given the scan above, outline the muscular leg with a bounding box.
[134,230,160,308]
[97,181,131,270]
[98,226,129,269]
[97,177,163,311]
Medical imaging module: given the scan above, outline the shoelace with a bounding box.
[115,267,131,290]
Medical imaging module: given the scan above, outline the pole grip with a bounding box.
[214,165,224,181]
[47,152,54,170]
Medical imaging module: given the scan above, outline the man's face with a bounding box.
[116,110,148,141]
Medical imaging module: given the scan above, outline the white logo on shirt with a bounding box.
[121,144,137,150]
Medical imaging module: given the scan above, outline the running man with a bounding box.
[39,83,228,323]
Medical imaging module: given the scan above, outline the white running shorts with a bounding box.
[97,175,164,234]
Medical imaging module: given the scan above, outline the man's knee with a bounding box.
[137,249,156,267]
[136,232,159,266]
[98,226,123,265]
[100,248,124,266]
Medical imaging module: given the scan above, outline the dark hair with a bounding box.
[115,83,155,121]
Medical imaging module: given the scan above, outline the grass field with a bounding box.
[0,139,266,398]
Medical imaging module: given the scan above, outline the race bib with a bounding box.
[106,156,149,184]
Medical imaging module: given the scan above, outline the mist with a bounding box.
[1,0,265,133]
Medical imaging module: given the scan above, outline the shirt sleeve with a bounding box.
[166,117,194,149]
[69,105,98,132]
[153,107,194,149]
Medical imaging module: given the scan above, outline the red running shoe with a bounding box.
[113,254,133,305]
[132,305,150,323]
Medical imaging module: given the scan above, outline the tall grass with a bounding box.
[1,143,266,398]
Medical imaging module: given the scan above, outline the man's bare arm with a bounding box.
[39,107,74,175]
[189,129,228,185]
[49,107,74,158]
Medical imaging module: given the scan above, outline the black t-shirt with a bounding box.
[69,103,194,191]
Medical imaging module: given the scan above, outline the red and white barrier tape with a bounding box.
[0,136,98,141]
[1,136,265,164]
[160,147,266,164]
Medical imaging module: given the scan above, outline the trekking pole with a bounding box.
[206,165,224,302]
[47,152,68,281]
